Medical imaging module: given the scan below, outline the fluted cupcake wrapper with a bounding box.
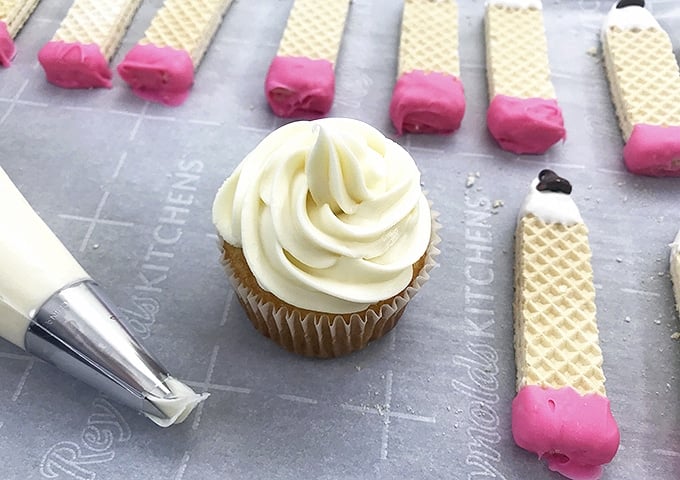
[217,210,441,358]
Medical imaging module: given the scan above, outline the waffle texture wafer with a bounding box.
[0,0,43,67]
[602,0,680,176]
[265,0,351,118]
[389,0,465,135]
[512,170,619,480]
[118,0,234,106]
[485,1,565,154]
[37,0,142,88]
[671,230,680,316]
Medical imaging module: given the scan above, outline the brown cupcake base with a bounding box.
[219,229,438,358]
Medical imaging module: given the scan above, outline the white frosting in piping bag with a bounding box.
[213,118,432,314]
[145,377,209,427]
[0,167,89,348]
[0,167,207,427]
[519,178,583,225]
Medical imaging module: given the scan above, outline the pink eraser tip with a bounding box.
[512,386,620,480]
[487,95,566,154]
[389,70,466,135]
[265,56,334,119]
[37,41,112,89]
[0,21,16,68]
[117,44,194,107]
[623,124,680,177]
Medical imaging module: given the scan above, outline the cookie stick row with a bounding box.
[38,0,143,88]
[35,0,233,105]
[267,0,562,152]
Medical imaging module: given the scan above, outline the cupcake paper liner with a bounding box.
[218,210,441,358]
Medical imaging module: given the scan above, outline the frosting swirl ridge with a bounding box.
[213,118,431,313]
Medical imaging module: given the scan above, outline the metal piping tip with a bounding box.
[24,280,205,425]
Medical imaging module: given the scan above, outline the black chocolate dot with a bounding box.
[536,169,572,195]
[616,0,645,9]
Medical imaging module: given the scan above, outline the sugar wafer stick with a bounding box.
[265,0,351,118]
[389,0,465,135]
[602,0,680,176]
[37,0,142,88]
[0,0,43,67]
[513,170,619,480]
[485,0,565,154]
[118,0,234,106]
[670,230,680,316]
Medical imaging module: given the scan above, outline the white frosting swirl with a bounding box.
[518,178,583,225]
[213,118,431,314]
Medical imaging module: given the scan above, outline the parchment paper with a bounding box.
[0,0,679,478]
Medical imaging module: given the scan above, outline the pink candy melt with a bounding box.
[487,95,566,154]
[512,385,620,480]
[623,124,680,176]
[389,70,466,135]
[265,56,334,118]
[38,42,112,88]
[0,21,16,68]
[117,44,194,106]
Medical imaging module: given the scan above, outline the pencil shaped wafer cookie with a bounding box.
[670,230,680,316]
[389,0,465,135]
[118,0,234,106]
[513,170,619,480]
[37,0,142,88]
[265,0,351,118]
[602,0,680,176]
[0,0,43,67]
[485,1,565,154]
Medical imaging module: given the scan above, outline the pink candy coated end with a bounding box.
[623,124,680,176]
[38,42,112,88]
[0,21,16,68]
[389,70,466,135]
[265,56,335,119]
[512,385,620,480]
[117,44,194,106]
[487,95,566,154]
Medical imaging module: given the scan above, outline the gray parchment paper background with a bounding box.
[1,0,679,478]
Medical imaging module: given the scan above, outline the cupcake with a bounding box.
[212,118,439,357]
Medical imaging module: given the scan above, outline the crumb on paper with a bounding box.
[616,257,623,263]
[624,316,631,323]
[492,200,504,209]
[586,47,598,57]
[465,172,480,188]
[671,332,680,340]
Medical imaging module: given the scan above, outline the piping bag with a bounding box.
[0,167,208,426]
